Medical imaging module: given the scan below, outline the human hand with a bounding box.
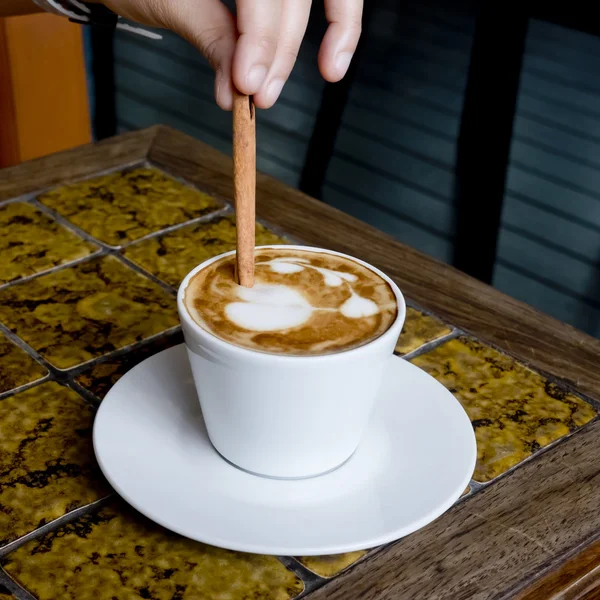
[98,0,363,110]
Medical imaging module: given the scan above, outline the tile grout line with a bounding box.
[115,215,301,293]
[66,380,103,407]
[118,205,232,249]
[453,329,600,412]
[27,166,234,254]
[63,327,184,378]
[401,331,600,486]
[0,325,183,402]
[29,198,114,249]
[0,249,107,294]
[0,357,95,407]
[399,329,460,361]
[0,323,56,375]
[0,568,37,600]
[27,158,236,252]
[50,324,183,377]
[293,543,406,599]
[100,199,301,253]
[116,253,178,296]
[149,157,306,246]
[276,556,325,598]
[396,300,599,413]
[468,479,485,492]
[0,496,114,559]
[15,160,147,204]
[0,375,51,402]
[468,413,600,489]
[0,193,40,209]
[0,323,183,404]
[0,321,91,386]
[0,157,146,208]
[408,323,600,415]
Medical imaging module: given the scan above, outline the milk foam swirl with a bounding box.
[184,248,397,356]
[224,258,379,332]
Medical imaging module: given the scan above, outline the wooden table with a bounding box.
[0,126,599,600]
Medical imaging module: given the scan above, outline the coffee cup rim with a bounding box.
[177,245,406,362]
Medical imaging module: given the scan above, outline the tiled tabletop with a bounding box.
[0,166,597,599]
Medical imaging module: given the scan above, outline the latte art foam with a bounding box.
[184,248,398,355]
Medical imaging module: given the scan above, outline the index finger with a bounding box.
[233,0,283,95]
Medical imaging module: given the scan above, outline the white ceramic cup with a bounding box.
[177,245,406,479]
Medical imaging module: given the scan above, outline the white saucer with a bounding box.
[93,345,476,556]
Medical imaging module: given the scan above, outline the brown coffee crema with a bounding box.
[184,248,398,355]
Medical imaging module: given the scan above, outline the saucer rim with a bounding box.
[93,345,476,556]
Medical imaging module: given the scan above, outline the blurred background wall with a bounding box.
[14,0,600,337]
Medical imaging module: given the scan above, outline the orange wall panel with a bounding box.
[0,13,91,167]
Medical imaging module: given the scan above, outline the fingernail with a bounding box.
[335,52,353,76]
[265,79,285,106]
[246,65,267,92]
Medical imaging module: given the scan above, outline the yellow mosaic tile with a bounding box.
[0,334,46,394]
[3,502,304,600]
[0,382,109,547]
[298,551,366,578]
[395,307,452,355]
[0,255,178,370]
[38,168,223,246]
[411,337,598,482]
[75,332,183,400]
[0,202,97,284]
[123,215,288,288]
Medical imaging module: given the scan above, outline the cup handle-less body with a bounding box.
[178,246,406,479]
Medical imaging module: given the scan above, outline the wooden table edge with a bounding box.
[514,534,600,600]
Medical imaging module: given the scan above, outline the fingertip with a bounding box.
[215,72,234,111]
[217,91,234,111]
[318,12,361,82]
[335,52,353,79]
[318,56,347,82]
[246,64,269,95]
[232,45,269,95]
[253,78,285,109]
[318,42,342,82]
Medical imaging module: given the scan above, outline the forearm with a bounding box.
[0,0,43,17]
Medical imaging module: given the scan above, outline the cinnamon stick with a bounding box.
[232,90,256,287]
